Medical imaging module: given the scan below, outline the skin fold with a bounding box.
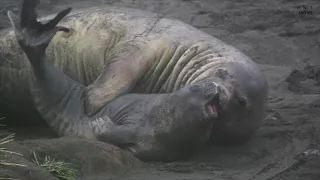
[1,0,268,145]
[6,0,221,161]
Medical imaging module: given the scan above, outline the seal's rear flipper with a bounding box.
[7,0,71,57]
[20,0,41,30]
[7,0,92,138]
[41,7,72,32]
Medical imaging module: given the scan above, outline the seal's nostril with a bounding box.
[210,82,219,94]
[238,97,247,107]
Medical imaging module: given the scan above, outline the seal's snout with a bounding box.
[204,82,219,99]
[203,82,220,119]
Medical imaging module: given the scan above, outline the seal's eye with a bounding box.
[189,84,202,92]
[238,97,247,107]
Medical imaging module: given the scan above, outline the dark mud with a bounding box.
[1,0,320,180]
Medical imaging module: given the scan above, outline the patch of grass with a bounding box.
[0,117,26,180]
[0,134,23,157]
[0,117,77,180]
[32,152,78,180]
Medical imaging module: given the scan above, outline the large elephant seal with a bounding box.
[1,0,268,145]
[6,0,219,161]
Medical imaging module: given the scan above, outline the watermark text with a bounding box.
[295,5,313,15]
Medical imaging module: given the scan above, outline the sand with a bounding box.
[0,0,319,179]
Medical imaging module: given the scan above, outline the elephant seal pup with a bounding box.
[7,1,218,161]
[2,0,268,145]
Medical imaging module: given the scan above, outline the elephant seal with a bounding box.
[7,0,219,161]
[1,0,268,145]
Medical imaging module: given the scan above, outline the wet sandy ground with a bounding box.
[1,0,320,179]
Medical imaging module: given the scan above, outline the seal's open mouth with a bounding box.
[202,81,219,119]
[206,103,218,118]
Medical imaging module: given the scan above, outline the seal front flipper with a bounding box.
[89,117,138,146]
[83,42,153,117]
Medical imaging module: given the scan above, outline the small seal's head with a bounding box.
[129,82,220,162]
[176,82,219,121]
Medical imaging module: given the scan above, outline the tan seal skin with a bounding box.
[0,0,268,145]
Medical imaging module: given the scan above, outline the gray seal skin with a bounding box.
[0,0,268,145]
[6,0,219,161]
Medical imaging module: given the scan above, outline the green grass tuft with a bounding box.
[0,117,26,180]
[0,117,78,180]
[32,152,78,180]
